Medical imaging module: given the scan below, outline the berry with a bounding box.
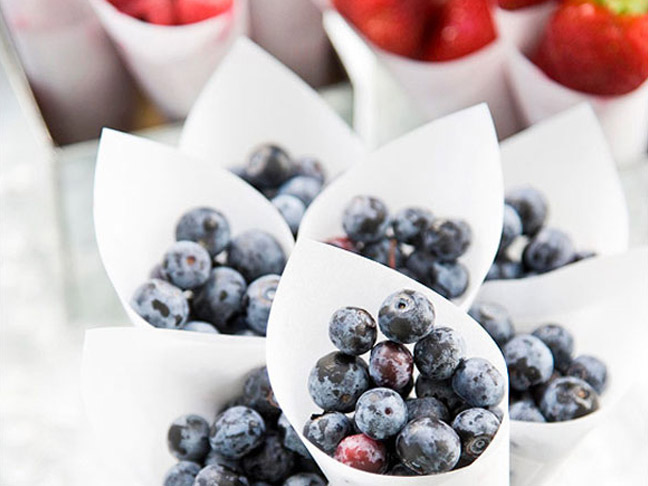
[498,0,549,10]
[532,324,574,372]
[303,412,352,454]
[406,397,450,422]
[487,258,525,280]
[325,236,357,252]
[278,413,310,458]
[499,204,523,256]
[509,400,546,422]
[272,195,306,235]
[354,388,408,440]
[243,274,280,336]
[163,461,201,486]
[243,367,281,421]
[378,289,436,344]
[245,144,295,189]
[131,279,189,329]
[242,433,295,483]
[278,176,323,206]
[328,307,377,356]
[194,464,250,486]
[423,219,472,261]
[334,434,387,473]
[162,241,212,290]
[167,414,210,462]
[182,321,219,333]
[540,376,599,422]
[429,261,469,299]
[204,449,242,472]
[282,473,326,486]
[308,352,370,412]
[395,418,461,474]
[210,406,266,459]
[404,250,436,285]
[468,302,515,347]
[391,207,434,247]
[452,408,500,466]
[415,376,465,412]
[368,341,414,392]
[176,207,230,257]
[361,238,404,269]
[192,267,246,330]
[342,195,390,244]
[452,358,505,407]
[503,335,554,391]
[505,187,548,237]
[566,355,607,394]
[523,228,575,273]
[227,230,287,282]
[414,327,466,380]
[294,156,326,183]
[175,0,233,24]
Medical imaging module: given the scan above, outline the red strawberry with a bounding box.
[422,0,498,61]
[533,0,648,95]
[498,0,550,10]
[175,0,233,24]
[110,0,177,25]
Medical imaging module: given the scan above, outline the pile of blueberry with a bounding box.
[131,207,286,336]
[489,186,595,280]
[231,143,326,235]
[328,196,472,300]
[469,302,607,422]
[164,366,327,486]
[306,289,505,475]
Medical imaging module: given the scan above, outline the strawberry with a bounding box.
[110,0,177,25]
[498,0,551,10]
[175,0,234,24]
[533,0,648,95]
[422,0,498,61]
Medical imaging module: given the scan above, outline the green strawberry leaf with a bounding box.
[598,0,648,15]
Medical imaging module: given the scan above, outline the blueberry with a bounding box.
[194,464,250,486]
[272,195,306,235]
[378,289,435,344]
[429,261,469,300]
[452,358,505,407]
[566,355,607,394]
[522,228,575,273]
[354,388,408,440]
[505,186,548,236]
[360,238,404,269]
[487,258,525,280]
[509,400,546,422]
[540,376,599,422]
[503,335,554,391]
[468,302,514,347]
[204,449,242,473]
[167,414,210,462]
[404,251,436,285]
[406,397,450,422]
[452,408,500,466]
[415,376,465,412]
[131,279,189,329]
[303,412,352,454]
[278,176,323,206]
[162,241,212,290]
[294,156,326,183]
[227,230,287,282]
[163,461,201,486]
[387,463,418,476]
[278,413,310,458]
[395,418,461,474]
[391,207,434,247]
[282,473,326,486]
[423,219,472,261]
[308,352,370,412]
[328,307,377,356]
[532,324,574,372]
[499,204,523,255]
[243,274,280,336]
[181,321,219,333]
[342,195,390,243]
[176,207,231,258]
[488,406,504,423]
[210,406,266,459]
[192,267,246,330]
[530,369,562,404]
[242,367,280,421]
[242,433,295,483]
[334,434,387,473]
[414,327,466,380]
[368,341,413,392]
[245,144,296,189]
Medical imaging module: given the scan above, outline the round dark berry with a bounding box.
[192,267,246,330]
[308,352,370,413]
[509,400,546,422]
[452,408,500,466]
[468,301,515,347]
[406,397,450,422]
[342,195,390,243]
[452,358,505,408]
[272,194,306,235]
[387,463,418,476]
[391,207,434,247]
[354,388,408,440]
[176,207,231,258]
[131,279,189,329]
[487,258,525,280]
[182,321,219,333]
[423,219,472,261]
[368,340,413,392]
[361,238,404,269]
[243,367,280,421]
[395,418,461,474]
[404,251,436,286]
[204,449,242,472]
[164,461,201,486]
[505,186,548,236]
[278,176,323,206]
[540,377,599,422]
[522,228,575,273]
[303,412,352,454]
[162,241,212,290]
[415,376,465,412]
[414,326,466,380]
[227,230,287,282]
[167,414,210,462]
[378,289,435,344]
[294,156,326,183]
[503,335,554,391]
[429,261,469,300]
[194,464,249,486]
[210,406,266,459]
[278,413,309,458]
[328,307,377,356]
[334,434,387,473]
[499,204,523,255]
[532,324,574,372]
[566,355,607,394]
[245,144,295,189]
[242,433,295,483]
[243,274,280,336]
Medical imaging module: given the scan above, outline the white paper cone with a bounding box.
[266,239,510,486]
[477,247,648,485]
[501,104,629,255]
[323,10,520,139]
[88,0,248,119]
[179,37,365,179]
[82,327,266,485]
[93,129,295,329]
[505,9,648,165]
[298,104,503,310]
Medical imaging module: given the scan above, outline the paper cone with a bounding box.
[477,247,648,486]
[93,129,295,329]
[298,104,503,310]
[88,0,248,119]
[82,327,266,485]
[501,104,629,255]
[179,37,365,179]
[266,239,510,486]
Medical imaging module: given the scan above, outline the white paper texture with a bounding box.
[298,104,503,310]
[82,327,266,486]
[93,129,295,329]
[179,37,365,179]
[266,239,510,486]
[501,104,629,256]
[89,0,248,119]
[477,247,648,486]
